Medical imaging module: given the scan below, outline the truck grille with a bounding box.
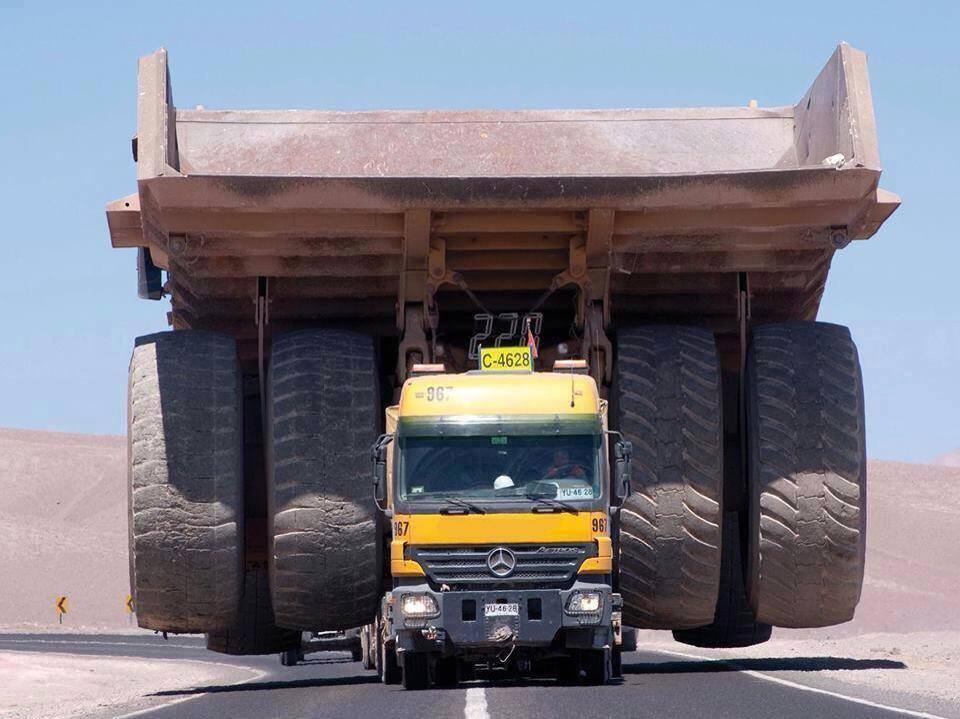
[409,544,593,588]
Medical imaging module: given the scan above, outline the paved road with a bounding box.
[1,634,952,719]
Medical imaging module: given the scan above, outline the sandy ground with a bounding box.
[0,650,258,719]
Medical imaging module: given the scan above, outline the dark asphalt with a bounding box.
[0,634,941,719]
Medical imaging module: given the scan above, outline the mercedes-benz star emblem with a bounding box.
[486,547,517,577]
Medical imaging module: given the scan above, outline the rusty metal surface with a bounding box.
[106,44,899,336]
[126,44,883,179]
[174,106,798,178]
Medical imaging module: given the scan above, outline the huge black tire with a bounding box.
[746,322,867,628]
[280,648,302,666]
[206,566,302,655]
[267,330,381,631]
[614,326,724,629]
[127,331,243,633]
[672,511,772,648]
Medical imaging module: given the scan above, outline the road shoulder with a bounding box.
[0,650,260,719]
[638,631,960,719]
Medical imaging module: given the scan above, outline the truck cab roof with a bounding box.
[398,371,601,418]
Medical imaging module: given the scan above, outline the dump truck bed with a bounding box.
[107,43,897,344]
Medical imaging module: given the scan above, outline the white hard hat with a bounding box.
[493,475,515,490]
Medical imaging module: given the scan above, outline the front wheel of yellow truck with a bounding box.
[378,617,401,685]
[583,649,612,685]
[611,644,623,678]
[401,651,431,691]
[360,623,377,670]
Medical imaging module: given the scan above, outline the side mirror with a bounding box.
[371,433,393,508]
[613,439,632,504]
[137,247,163,300]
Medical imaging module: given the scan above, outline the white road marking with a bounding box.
[656,648,951,719]
[464,686,490,719]
[112,692,212,719]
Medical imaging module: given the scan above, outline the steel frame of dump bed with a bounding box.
[106,43,898,384]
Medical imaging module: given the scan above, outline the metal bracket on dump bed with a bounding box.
[254,277,270,421]
[539,230,612,387]
[533,236,592,329]
[396,304,431,385]
[397,232,495,384]
[736,272,752,499]
[537,216,612,333]
[584,303,613,387]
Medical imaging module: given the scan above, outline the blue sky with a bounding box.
[0,2,956,461]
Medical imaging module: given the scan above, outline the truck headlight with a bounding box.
[400,593,439,618]
[565,591,603,615]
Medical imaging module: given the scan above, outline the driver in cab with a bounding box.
[543,449,586,479]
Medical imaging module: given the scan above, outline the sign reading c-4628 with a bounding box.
[479,346,533,372]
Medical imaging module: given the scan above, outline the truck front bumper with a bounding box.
[389,582,619,653]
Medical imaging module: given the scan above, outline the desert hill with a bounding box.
[932,449,960,468]
[0,428,128,630]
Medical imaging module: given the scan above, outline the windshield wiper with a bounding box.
[524,493,578,514]
[434,495,486,514]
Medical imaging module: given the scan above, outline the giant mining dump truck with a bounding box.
[107,44,899,665]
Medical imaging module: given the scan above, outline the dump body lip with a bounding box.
[133,166,882,213]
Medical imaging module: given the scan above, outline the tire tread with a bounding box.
[615,326,723,629]
[268,329,380,630]
[127,331,243,633]
[746,321,866,628]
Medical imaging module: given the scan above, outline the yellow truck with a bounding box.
[370,352,631,688]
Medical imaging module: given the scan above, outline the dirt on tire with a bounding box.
[267,329,381,631]
[673,511,772,647]
[127,331,243,633]
[206,565,301,655]
[746,321,867,628]
[615,326,723,629]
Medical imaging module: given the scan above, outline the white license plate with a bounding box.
[484,603,520,617]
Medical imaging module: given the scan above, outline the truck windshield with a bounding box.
[397,434,602,504]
